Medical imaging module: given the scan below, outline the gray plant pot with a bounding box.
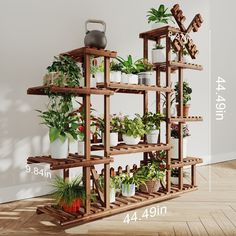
[138,72,153,85]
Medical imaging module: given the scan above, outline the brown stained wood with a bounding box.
[169,116,203,122]
[170,157,203,168]
[171,4,187,32]
[143,37,148,59]
[143,91,148,164]
[91,167,104,203]
[153,61,203,71]
[191,164,196,186]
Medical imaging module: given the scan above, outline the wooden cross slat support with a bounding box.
[171,4,187,32]
[187,14,204,33]
[91,167,104,203]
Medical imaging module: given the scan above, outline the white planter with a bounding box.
[146,129,159,144]
[69,140,78,154]
[123,135,141,145]
[110,188,116,203]
[50,138,68,159]
[102,132,119,147]
[127,74,138,84]
[110,71,121,83]
[151,22,168,29]
[78,141,85,156]
[152,49,165,63]
[95,72,104,83]
[163,107,176,117]
[171,176,178,185]
[121,73,128,83]
[138,72,153,85]
[171,138,187,159]
[121,184,135,197]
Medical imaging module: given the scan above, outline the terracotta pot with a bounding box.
[176,104,190,117]
[140,180,160,193]
[62,198,81,213]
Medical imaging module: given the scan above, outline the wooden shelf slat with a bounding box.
[170,157,203,168]
[169,116,203,122]
[154,61,203,71]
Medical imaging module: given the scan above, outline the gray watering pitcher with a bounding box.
[84,19,107,49]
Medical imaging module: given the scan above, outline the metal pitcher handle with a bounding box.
[85,19,106,33]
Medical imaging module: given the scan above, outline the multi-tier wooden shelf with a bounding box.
[27,5,204,227]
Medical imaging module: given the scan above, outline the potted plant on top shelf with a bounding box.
[116,55,138,84]
[110,60,122,83]
[51,175,85,213]
[147,4,175,29]
[152,44,165,64]
[135,59,153,85]
[172,48,192,63]
[121,115,146,145]
[174,81,192,117]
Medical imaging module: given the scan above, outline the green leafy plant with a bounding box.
[135,59,153,73]
[119,173,145,188]
[171,123,190,139]
[161,92,176,107]
[171,168,190,179]
[98,175,121,189]
[110,61,123,71]
[153,44,165,50]
[51,175,85,206]
[147,4,174,24]
[116,55,138,74]
[174,81,192,105]
[121,115,146,138]
[47,55,82,87]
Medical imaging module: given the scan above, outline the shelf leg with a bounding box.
[191,164,196,187]
[143,91,148,164]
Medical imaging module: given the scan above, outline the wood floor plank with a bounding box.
[172,222,192,236]
[187,221,208,236]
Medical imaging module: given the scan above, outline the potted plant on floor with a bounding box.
[110,60,122,83]
[152,44,165,64]
[121,115,146,145]
[52,175,85,213]
[174,81,192,117]
[137,162,165,193]
[135,59,153,85]
[171,123,190,159]
[116,55,138,84]
[140,112,164,144]
[147,4,174,29]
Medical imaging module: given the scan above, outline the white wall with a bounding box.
[0,0,211,203]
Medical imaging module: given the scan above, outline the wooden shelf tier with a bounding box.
[169,116,203,123]
[27,154,114,170]
[169,157,203,168]
[36,184,197,227]
[61,47,117,62]
[97,82,173,94]
[27,85,114,96]
[91,142,171,156]
[154,61,203,71]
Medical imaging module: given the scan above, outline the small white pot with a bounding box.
[121,73,128,83]
[152,49,165,63]
[138,72,153,85]
[146,129,159,144]
[127,74,138,84]
[171,176,178,185]
[95,72,104,83]
[151,22,168,29]
[121,184,135,197]
[171,138,187,159]
[69,140,78,154]
[163,107,176,117]
[123,135,141,145]
[110,71,121,83]
[50,138,68,159]
[110,188,116,203]
[78,141,85,156]
[102,132,119,147]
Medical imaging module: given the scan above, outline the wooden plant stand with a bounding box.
[27,5,204,227]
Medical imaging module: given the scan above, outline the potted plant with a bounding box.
[94,60,104,83]
[137,162,165,193]
[37,96,78,159]
[147,4,174,29]
[121,115,146,145]
[172,48,191,63]
[135,59,153,85]
[95,114,122,147]
[152,44,165,64]
[171,123,190,159]
[174,81,192,117]
[51,175,85,213]
[44,55,82,87]
[116,55,138,84]
[110,60,122,83]
[161,92,176,116]
[171,168,190,185]
[140,112,164,144]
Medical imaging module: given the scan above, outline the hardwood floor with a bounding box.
[0,161,236,236]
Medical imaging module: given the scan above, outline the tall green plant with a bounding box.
[174,81,192,105]
[116,55,138,74]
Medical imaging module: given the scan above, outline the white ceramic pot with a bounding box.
[95,72,104,83]
[152,49,165,63]
[110,71,121,83]
[121,184,135,197]
[78,141,85,156]
[102,132,119,147]
[110,188,116,203]
[163,107,176,117]
[50,138,68,159]
[138,72,153,85]
[121,73,128,83]
[171,176,178,185]
[128,74,138,84]
[151,22,168,29]
[171,138,187,159]
[123,135,141,145]
[69,140,78,154]
[146,129,159,144]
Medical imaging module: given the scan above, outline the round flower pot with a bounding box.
[127,74,138,84]
[121,184,135,197]
[171,137,188,159]
[146,129,159,144]
[50,138,68,159]
[102,132,119,147]
[138,72,153,85]
[121,73,128,83]
[152,49,165,64]
[140,180,160,193]
[78,141,85,156]
[176,104,190,117]
[62,198,81,213]
[95,72,104,83]
[110,187,116,203]
[110,71,121,83]
[162,107,176,117]
[122,135,141,145]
